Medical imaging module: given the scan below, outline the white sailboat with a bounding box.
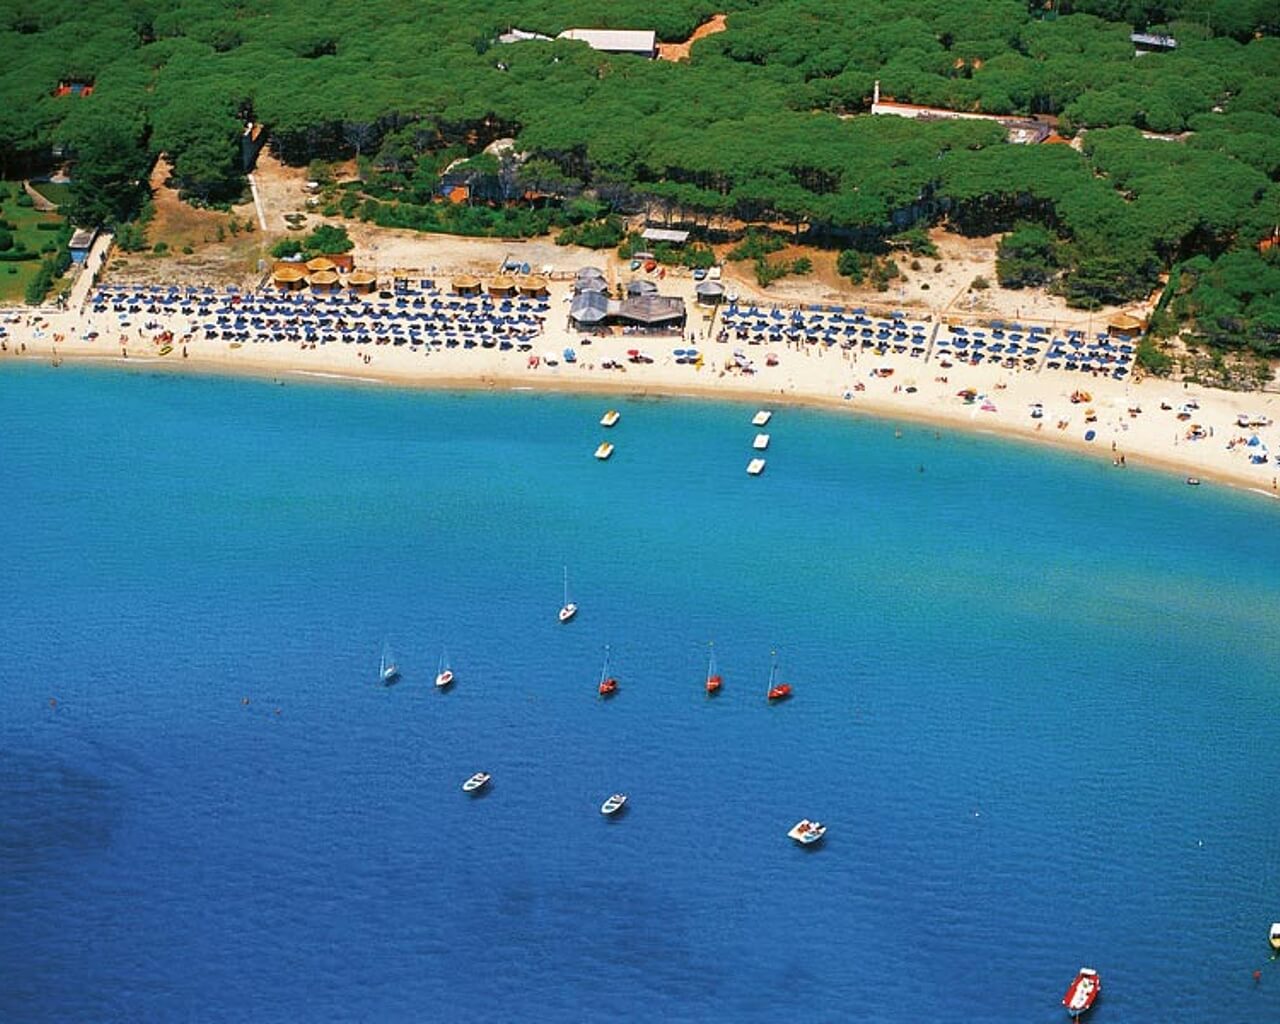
[558,566,578,623]
[379,641,400,685]
[435,647,455,688]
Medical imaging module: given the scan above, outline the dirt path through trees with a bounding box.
[657,14,727,61]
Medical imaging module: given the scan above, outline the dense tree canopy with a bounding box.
[3,0,1278,340]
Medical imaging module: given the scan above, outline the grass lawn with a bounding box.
[29,181,73,207]
[0,182,68,305]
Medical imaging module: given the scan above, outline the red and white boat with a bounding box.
[765,651,791,702]
[598,644,618,697]
[705,642,722,695]
[787,819,827,845]
[1062,967,1100,1018]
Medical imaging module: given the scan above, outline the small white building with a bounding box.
[641,227,690,245]
[68,227,98,265]
[556,29,657,58]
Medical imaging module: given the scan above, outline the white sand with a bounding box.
[5,272,1279,501]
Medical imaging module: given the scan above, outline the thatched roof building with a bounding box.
[309,270,340,292]
[272,264,307,291]
[347,270,377,293]
[1107,312,1145,336]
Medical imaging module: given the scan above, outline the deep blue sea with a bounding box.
[2,364,1279,1023]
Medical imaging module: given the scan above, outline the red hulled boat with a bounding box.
[765,651,791,702]
[1062,967,1100,1018]
[705,642,722,695]
[598,645,618,698]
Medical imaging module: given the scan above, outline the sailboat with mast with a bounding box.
[379,641,400,685]
[435,647,454,689]
[558,566,577,623]
[705,641,723,695]
[598,644,618,697]
[766,650,792,702]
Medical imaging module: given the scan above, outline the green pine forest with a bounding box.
[3,0,1279,356]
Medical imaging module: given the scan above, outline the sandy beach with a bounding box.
[5,269,1279,503]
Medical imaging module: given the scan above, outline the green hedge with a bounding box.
[0,250,39,262]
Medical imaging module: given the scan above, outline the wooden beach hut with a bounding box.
[574,267,609,295]
[1107,312,1145,337]
[346,270,377,294]
[272,264,308,291]
[569,291,610,328]
[488,276,517,297]
[309,269,340,293]
[452,275,482,296]
[519,276,549,298]
[695,280,726,305]
[617,294,686,330]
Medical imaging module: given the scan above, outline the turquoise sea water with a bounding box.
[2,364,1279,1023]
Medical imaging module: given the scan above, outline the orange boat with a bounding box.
[598,645,618,698]
[705,641,722,695]
[765,651,792,702]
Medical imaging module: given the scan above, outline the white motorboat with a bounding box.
[558,565,577,623]
[752,409,773,426]
[601,793,628,816]
[435,648,454,688]
[1270,921,1280,953]
[753,433,770,450]
[462,772,491,793]
[379,641,400,685]
[595,442,614,460]
[747,457,766,475]
[787,819,827,845]
[600,409,620,427]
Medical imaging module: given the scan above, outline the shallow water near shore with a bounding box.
[3,365,1279,1023]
